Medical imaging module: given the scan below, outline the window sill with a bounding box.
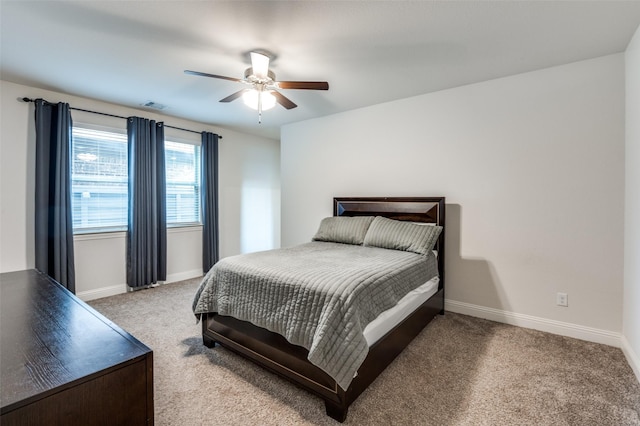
[74,230,126,241]
[74,224,202,241]
[168,224,203,234]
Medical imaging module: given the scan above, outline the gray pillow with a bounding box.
[363,216,442,255]
[312,216,375,245]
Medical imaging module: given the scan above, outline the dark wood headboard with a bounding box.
[333,197,445,290]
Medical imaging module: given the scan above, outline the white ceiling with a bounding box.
[2,1,640,140]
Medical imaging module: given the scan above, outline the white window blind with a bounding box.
[165,140,201,225]
[71,127,128,232]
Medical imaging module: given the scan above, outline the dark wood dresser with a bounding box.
[0,269,153,425]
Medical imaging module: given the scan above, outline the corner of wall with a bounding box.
[622,335,640,383]
[623,23,640,383]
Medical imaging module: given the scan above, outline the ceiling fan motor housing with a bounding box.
[244,67,276,84]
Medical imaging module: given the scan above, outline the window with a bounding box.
[72,127,128,232]
[165,141,201,225]
[71,126,201,233]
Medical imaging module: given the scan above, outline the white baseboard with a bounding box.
[621,335,640,383]
[445,299,621,348]
[165,269,203,283]
[77,270,203,302]
[77,284,127,301]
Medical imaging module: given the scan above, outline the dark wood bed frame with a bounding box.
[201,197,445,422]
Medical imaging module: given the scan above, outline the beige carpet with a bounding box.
[88,278,640,425]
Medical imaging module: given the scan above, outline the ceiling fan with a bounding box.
[185,51,329,123]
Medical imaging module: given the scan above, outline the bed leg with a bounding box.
[203,335,217,348]
[325,401,348,423]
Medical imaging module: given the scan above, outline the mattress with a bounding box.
[363,276,440,346]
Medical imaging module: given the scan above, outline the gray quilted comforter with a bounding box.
[192,241,438,390]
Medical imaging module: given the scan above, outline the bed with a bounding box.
[192,197,445,422]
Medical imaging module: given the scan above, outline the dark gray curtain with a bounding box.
[34,99,76,292]
[201,132,219,272]
[127,117,167,288]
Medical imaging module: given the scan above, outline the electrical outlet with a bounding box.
[557,292,568,307]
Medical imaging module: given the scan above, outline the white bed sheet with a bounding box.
[363,276,440,346]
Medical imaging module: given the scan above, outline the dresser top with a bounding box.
[0,269,152,413]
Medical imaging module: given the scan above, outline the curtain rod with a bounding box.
[21,97,222,139]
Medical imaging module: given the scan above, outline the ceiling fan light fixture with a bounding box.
[243,89,276,111]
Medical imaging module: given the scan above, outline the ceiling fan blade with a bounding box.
[250,52,270,80]
[277,81,329,90]
[272,91,297,109]
[184,70,242,83]
[219,89,248,103]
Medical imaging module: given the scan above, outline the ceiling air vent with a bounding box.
[141,101,167,110]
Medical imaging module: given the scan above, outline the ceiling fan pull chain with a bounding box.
[258,91,263,124]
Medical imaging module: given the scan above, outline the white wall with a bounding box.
[282,54,625,345]
[0,80,280,300]
[623,26,640,379]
